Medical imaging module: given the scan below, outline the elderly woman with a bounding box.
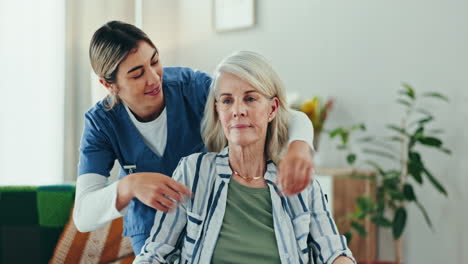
[133,51,354,264]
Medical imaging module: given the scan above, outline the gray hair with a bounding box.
[89,21,156,109]
[201,51,290,163]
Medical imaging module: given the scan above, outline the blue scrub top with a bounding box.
[78,67,212,237]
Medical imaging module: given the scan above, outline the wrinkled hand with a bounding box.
[277,141,314,196]
[117,172,191,212]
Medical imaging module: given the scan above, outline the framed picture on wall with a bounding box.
[213,0,255,32]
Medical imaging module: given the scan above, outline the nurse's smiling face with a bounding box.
[112,40,164,121]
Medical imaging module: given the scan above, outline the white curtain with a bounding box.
[0,0,65,185]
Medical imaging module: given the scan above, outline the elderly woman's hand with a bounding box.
[277,140,314,195]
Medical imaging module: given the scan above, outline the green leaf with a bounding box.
[408,165,423,184]
[440,147,452,155]
[388,190,406,201]
[423,168,448,196]
[409,151,422,162]
[403,184,416,201]
[362,148,398,161]
[350,221,368,237]
[351,123,367,131]
[423,92,449,102]
[400,82,416,100]
[418,136,442,147]
[344,231,353,243]
[329,127,345,139]
[397,99,412,108]
[415,201,433,230]
[386,124,408,136]
[376,189,386,213]
[341,133,349,145]
[356,196,376,214]
[407,152,424,184]
[409,117,433,129]
[418,116,434,124]
[371,215,392,227]
[409,127,424,149]
[347,153,357,165]
[412,126,425,138]
[392,207,407,239]
[383,177,400,189]
[408,160,423,184]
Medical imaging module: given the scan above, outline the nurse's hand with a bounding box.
[117,172,191,212]
[332,256,354,264]
[277,140,314,196]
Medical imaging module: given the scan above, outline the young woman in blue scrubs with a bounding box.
[73,21,315,255]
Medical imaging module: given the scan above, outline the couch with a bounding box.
[0,185,134,264]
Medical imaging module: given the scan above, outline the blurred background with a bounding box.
[0,0,466,263]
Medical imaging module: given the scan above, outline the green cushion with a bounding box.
[37,185,75,228]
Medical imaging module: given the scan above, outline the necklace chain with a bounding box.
[232,170,263,182]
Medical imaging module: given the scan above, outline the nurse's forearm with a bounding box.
[287,110,314,150]
[74,173,127,232]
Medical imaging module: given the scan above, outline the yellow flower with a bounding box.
[298,96,334,150]
[300,97,316,116]
[300,97,320,124]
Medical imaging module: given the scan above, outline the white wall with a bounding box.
[164,0,468,263]
[142,0,179,67]
[64,0,135,182]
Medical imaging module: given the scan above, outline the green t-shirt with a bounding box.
[211,179,281,264]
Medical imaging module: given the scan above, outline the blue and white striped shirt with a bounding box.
[134,147,354,264]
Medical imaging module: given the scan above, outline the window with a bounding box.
[0,0,65,185]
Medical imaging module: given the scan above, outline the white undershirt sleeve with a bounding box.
[73,173,129,232]
[288,109,315,151]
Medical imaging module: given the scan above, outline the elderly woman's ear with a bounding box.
[268,97,280,122]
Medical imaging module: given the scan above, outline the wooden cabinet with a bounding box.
[317,168,377,263]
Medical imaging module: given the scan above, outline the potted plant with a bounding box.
[328,83,450,264]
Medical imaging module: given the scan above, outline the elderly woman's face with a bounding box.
[216,72,279,147]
